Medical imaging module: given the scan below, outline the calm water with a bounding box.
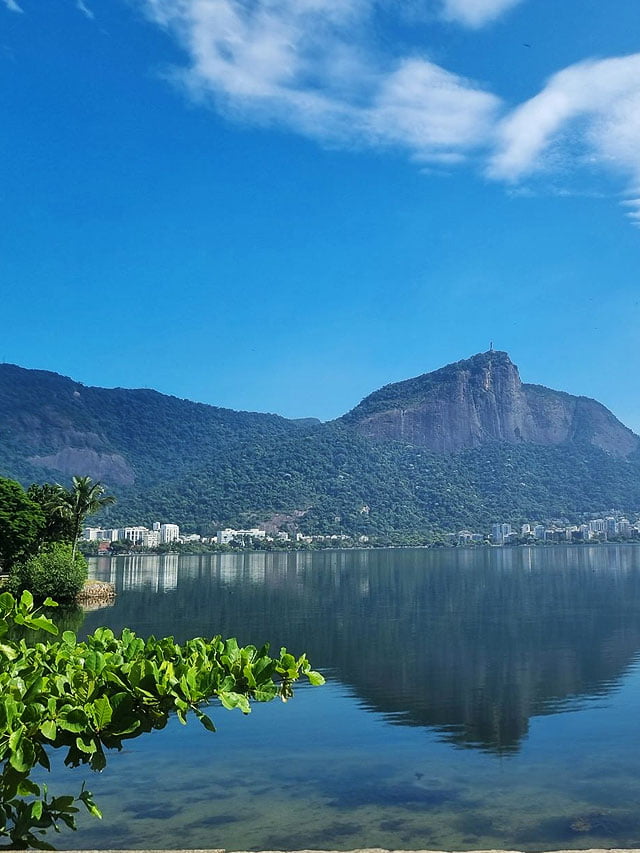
[42,545,640,850]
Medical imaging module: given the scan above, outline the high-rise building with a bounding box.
[618,519,632,536]
[142,529,160,548]
[160,523,180,544]
[491,522,511,544]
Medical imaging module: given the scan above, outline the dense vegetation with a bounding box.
[92,430,640,537]
[7,543,88,602]
[0,475,114,601]
[340,355,483,421]
[2,363,640,538]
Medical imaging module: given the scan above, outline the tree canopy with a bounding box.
[0,476,115,574]
[0,478,44,570]
[26,483,75,548]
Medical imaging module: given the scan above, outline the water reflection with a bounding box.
[96,552,180,592]
[87,545,640,755]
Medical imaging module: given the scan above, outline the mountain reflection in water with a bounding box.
[87,545,640,755]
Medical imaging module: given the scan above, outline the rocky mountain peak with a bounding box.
[341,351,638,457]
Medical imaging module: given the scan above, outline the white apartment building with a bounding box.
[121,526,149,545]
[159,523,180,544]
[142,529,160,548]
[82,527,119,542]
[618,519,632,536]
[82,527,102,541]
[217,528,266,545]
[82,522,183,546]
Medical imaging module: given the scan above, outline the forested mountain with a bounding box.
[1,354,639,536]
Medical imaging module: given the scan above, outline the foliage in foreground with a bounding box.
[0,590,324,849]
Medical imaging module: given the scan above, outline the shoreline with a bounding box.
[85,540,640,558]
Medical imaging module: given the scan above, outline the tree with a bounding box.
[26,482,75,547]
[58,476,116,560]
[0,590,324,848]
[0,477,44,570]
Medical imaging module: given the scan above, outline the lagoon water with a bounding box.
[48,545,640,850]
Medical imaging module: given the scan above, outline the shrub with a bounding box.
[9,542,88,603]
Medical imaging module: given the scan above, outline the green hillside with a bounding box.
[1,362,640,537]
[107,426,640,535]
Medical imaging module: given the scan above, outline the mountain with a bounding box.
[1,355,639,536]
[341,350,639,457]
[0,363,301,486]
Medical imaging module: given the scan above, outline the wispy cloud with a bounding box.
[440,0,524,28]
[76,0,95,19]
[137,2,640,226]
[2,0,24,13]
[489,54,640,223]
[140,0,501,164]
[621,197,640,229]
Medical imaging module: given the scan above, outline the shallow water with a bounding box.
[40,545,640,850]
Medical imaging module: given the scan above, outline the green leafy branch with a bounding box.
[0,590,324,848]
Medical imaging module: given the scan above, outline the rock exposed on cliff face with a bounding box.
[27,448,135,485]
[0,362,303,489]
[340,351,639,457]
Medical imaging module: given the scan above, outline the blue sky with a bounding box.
[1,0,640,430]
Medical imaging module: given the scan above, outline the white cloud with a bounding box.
[76,0,95,19]
[440,0,524,28]
[365,59,499,158]
[489,54,640,223]
[137,2,640,227]
[621,197,640,229]
[2,0,24,12]
[140,0,500,164]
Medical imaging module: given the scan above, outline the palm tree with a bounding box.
[62,476,116,560]
[27,482,75,546]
